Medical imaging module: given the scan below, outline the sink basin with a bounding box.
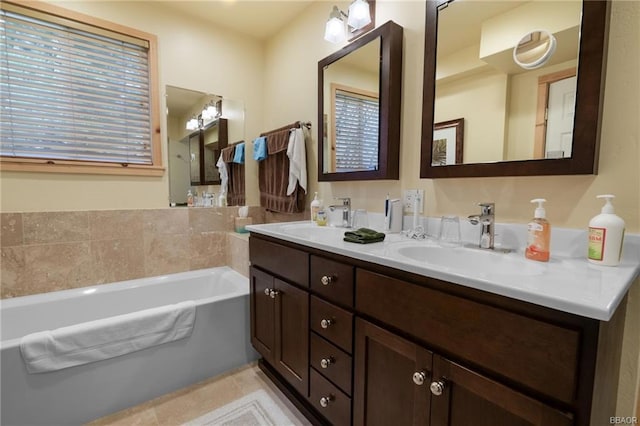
[279,223,345,241]
[387,242,546,277]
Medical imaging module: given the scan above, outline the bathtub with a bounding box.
[0,266,258,425]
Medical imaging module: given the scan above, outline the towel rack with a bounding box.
[259,121,312,137]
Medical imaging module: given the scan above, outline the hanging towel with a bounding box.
[253,136,267,161]
[20,301,196,374]
[286,127,307,195]
[233,142,245,164]
[216,153,228,198]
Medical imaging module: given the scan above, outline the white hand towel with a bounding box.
[286,127,307,195]
[216,154,228,197]
[20,301,196,374]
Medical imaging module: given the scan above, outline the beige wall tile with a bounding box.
[247,206,266,224]
[1,246,26,298]
[188,208,233,233]
[227,234,249,277]
[1,213,23,247]
[265,210,306,223]
[143,209,189,235]
[89,210,143,241]
[92,239,145,284]
[23,211,90,244]
[189,231,227,271]
[22,242,95,295]
[144,234,189,276]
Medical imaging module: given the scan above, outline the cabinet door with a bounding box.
[250,267,275,364]
[430,355,573,426]
[354,319,432,426]
[274,279,309,397]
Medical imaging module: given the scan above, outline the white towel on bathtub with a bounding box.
[20,301,196,374]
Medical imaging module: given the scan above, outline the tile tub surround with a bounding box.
[0,207,264,299]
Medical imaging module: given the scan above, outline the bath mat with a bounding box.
[182,389,297,426]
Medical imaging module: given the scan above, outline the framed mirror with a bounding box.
[318,20,403,181]
[166,86,245,205]
[420,0,610,178]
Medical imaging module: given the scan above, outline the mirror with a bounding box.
[420,0,610,178]
[166,86,245,204]
[318,20,403,181]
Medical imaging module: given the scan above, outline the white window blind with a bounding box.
[0,6,153,165]
[334,89,379,172]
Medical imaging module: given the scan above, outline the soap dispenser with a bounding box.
[310,192,321,223]
[588,195,625,266]
[525,198,550,262]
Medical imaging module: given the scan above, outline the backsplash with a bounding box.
[0,206,267,299]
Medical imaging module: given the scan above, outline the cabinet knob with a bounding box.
[319,395,334,408]
[321,275,333,285]
[269,290,279,299]
[430,380,447,396]
[320,357,334,369]
[320,318,334,329]
[264,288,271,296]
[412,371,427,386]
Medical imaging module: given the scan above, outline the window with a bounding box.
[0,1,161,175]
[331,84,379,173]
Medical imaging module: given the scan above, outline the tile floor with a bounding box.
[87,363,311,426]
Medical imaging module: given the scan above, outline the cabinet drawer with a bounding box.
[311,332,353,395]
[311,296,353,354]
[310,255,354,307]
[309,369,352,426]
[250,237,309,287]
[355,269,580,405]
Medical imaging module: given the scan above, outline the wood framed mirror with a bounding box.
[420,0,610,178]
[318,20,403,181]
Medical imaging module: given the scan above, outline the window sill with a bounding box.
[0,159,165,177]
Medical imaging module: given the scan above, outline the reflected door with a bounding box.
[545,76,577,158]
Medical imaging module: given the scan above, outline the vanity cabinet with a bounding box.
[249,233,621,426]
[250,267,309,396]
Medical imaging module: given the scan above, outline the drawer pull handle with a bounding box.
[264,288,271,296]
[269,290,279,299]
[321,275,334,285]
[320,357,334,369]
[319,395,334,408]
[430,380,447,396]
[320,318,334,329]
[412,371,427,386]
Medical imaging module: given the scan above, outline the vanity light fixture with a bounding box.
[185,116,199,131]
[324,0,372,44]
[201,103,218,121]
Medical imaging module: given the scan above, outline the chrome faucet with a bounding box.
[328,197,351,227]
[468,203,495,249]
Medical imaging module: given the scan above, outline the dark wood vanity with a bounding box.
[249,232,624,426]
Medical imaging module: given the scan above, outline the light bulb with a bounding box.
[348,0,371,30]
[324,16,346,43]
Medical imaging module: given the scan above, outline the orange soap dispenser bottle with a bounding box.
[525,198,551,262]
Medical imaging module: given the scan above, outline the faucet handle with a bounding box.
[336,197,351,206]
[478,202,494,215]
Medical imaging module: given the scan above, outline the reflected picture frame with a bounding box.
[432,118,464,166]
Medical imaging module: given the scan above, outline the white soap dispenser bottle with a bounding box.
[588,195,625,266]
[310,192,321,223]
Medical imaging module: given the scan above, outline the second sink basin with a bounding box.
[387,242,546,277]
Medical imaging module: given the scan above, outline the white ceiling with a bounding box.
[159,0,316,40]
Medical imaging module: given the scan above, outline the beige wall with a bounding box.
[0,1,264,212]
[435,70,508,163]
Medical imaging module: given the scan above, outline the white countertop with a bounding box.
[247,220,640,321]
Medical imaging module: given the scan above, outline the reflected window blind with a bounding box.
[334,89,379,172]
[0,7,152,165]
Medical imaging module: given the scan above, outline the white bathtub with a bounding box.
[0,266,258,425]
